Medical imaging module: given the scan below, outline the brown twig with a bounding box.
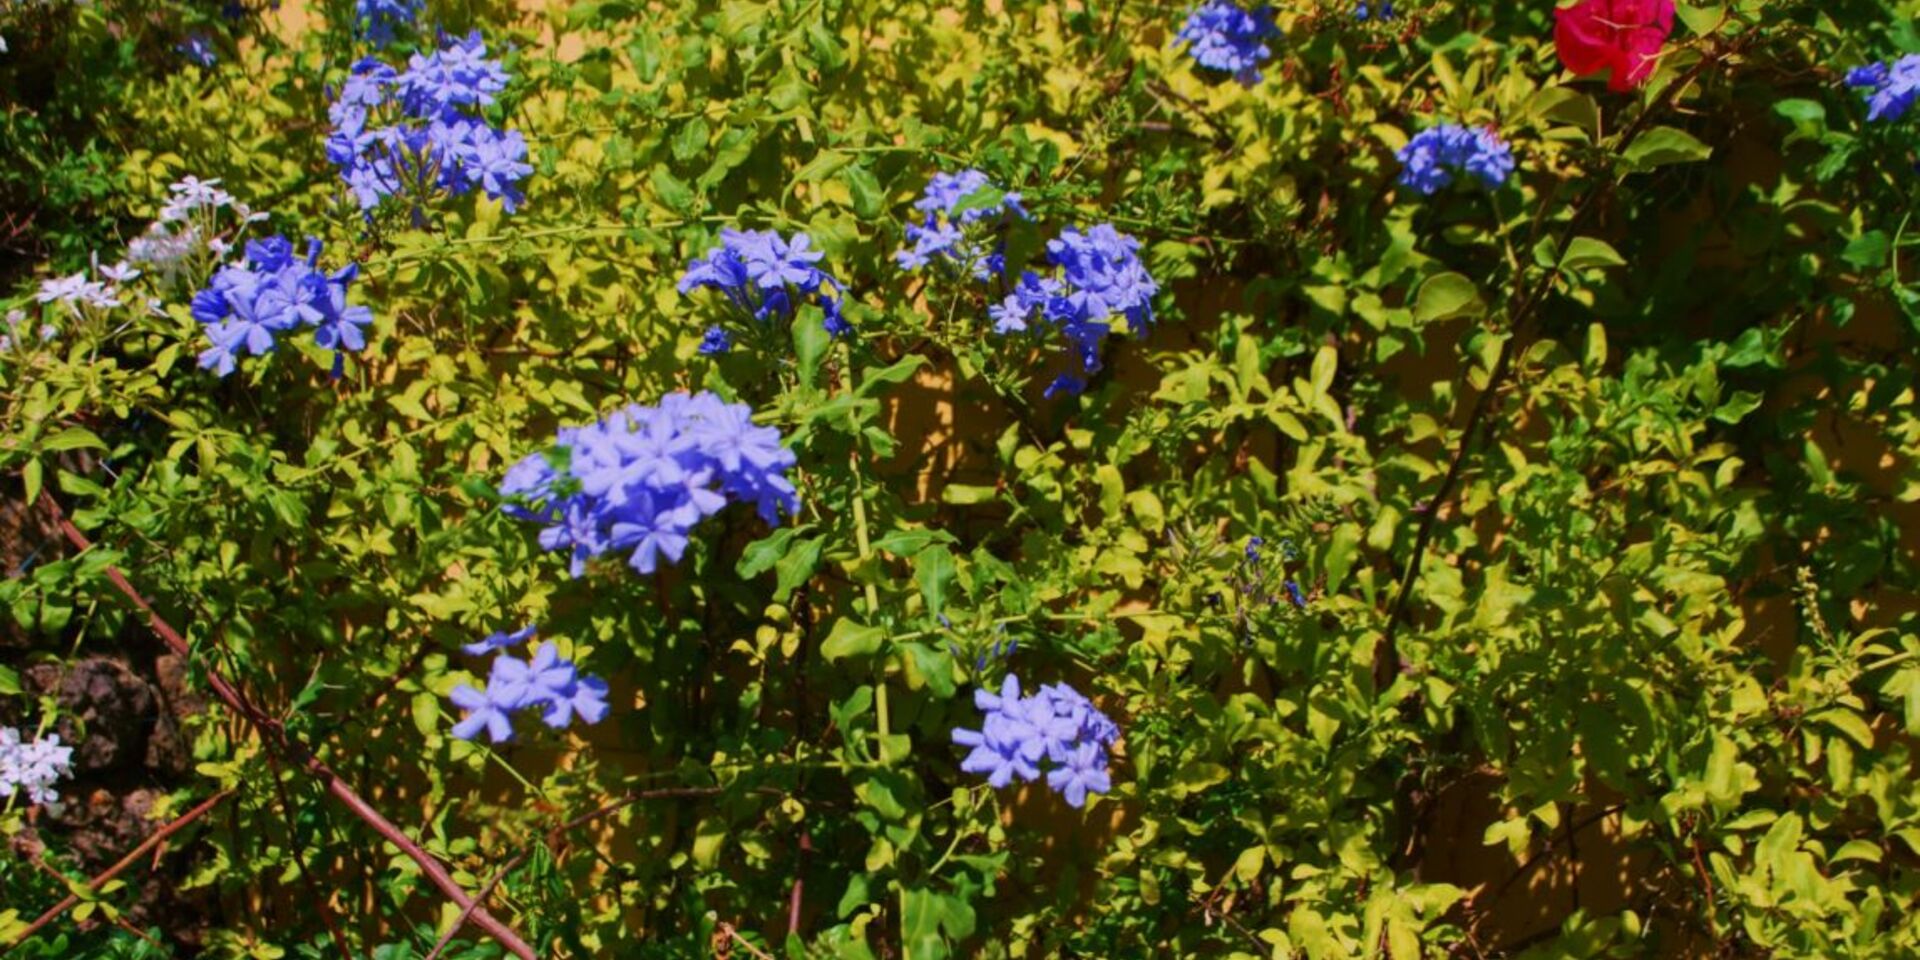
[423,852,527,960]
[41,495,539,960]
[717,922,776,960]
[7,789,235,950]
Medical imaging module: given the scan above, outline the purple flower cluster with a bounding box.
[679,229,849,354]
[500,391,800,576]
[1175,1,1280,86]
[190,236,374,378]
[356,0,423,46]
[1395,123,1515,196]
[990,224,1159,397]
[326,31,532,214]
[177,33,217,67]
[951,676,1119,808]
[1847,56,1920,124]
[447,630,609,743]
[896,169,1028,278]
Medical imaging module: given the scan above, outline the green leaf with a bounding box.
[821,619,885,661]
[842,164,884,218]
[793,310,831,387]
[738,528,801,580]
[22,459,41,506]
[774,537,824,602]
[942,484,997,504]
[1324,523,1362,592]
[671,116,710,162]
[1623,126,1713,169]
[794,149,852,186]
[914,545,956,616]
[857,355,926,395]
[0,664,18,695]
[1842,231,1891,270]
[1674,2,1724,36]
[873,527,955,558]
[1561,236,1626,271]
[1412,272,1485,324]
[42,427,105,452]
[650,165,695,213]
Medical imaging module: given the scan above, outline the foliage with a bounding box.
[4,0,1920,957]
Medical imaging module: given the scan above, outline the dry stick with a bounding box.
[1373,41,1746,684]
[423,852,527,960]
[43,497,539,960]
[8,789,235,950]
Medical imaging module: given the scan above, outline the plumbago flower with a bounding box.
[951,676,1120,809]
[1396,124,1515,196]
[679,228,849,354]
[1174,1,1280,86]
[1848,56,1920,124]
[896,169,1028,279]
[0,727,74,807]
[189,236,375,378]
[447,632,610,743]
[1553,0,1675,93]
[500,391,800,576]
[326,31,532,215]
[989,224,1159,398]
[356,0,423,45]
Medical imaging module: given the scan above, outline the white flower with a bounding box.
[35,272,89,305]
[207,236,231,256]
[99,260,140,284]
[160,175,235,222]
[0,727,74,807]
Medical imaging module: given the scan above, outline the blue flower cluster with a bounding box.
[1353,1,1395,20]
[1175,1,1281,86]
[501,391,800,576]
[896,169,1028,278]
[679,229,849,353]
[326,31,532,214]
[990,224,1159,398]
[951,676,1119,809]
[448,630,609,743]
[177,33,216,67]
[1847,55,1920,124]
[190,236,374,378]
[356,0,423,46]
[1395,123,1515,196]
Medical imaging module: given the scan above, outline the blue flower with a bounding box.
[698,325,734,355]
[189,236,375,377]
[449,635,610,741]
[1848,55,1920,124]
[1396,124,1515,196]
[951,675,1118,808]
[356,0,422,46]
[449,684,515,742]
[178,33,216,67]
[988,224,1159,392]
[541,675,610,728]
[1175,1,1280,86]
[502,391,801,577]
[679,229,848,344]
[897,169,1027,279]
[1045,742,1113,809]
[397,31,509,118]
[327,33,530,215]
[464,624,537,656]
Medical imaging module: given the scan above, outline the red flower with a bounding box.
[1553,0,1675,92]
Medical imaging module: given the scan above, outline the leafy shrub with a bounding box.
[5,0,1920,957]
